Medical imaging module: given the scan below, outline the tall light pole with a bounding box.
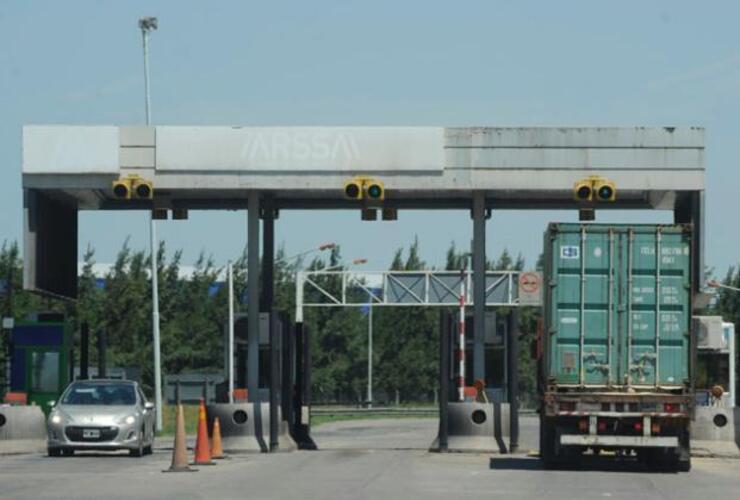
[367,291,373,409]
[139,16,162,432]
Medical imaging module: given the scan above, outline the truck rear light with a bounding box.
[578,419,589,432]
[560,402,576,412]
[664,403,680,413]
[651,422,661,434]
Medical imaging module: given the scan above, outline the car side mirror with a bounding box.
[144,402,155,410]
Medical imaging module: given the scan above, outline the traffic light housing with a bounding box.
[593,178,616,202]
[343,177,385,202]
[131,177,153,199]
[344,178,363,200]
[111,175,154,200]
[573,176,616,203]
[112,177,132,199]
[573,179,593,202]
[364,179,384,201]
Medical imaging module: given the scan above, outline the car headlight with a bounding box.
[50,413,63,425]
[124,415,136,425]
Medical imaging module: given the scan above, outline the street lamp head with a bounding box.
[139,17,158,32]
[352,258,368,265]
[318,242,337,251]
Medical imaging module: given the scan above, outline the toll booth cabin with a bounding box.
[8,316,71,413]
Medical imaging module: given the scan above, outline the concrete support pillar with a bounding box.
[247,194,260,402]
[472,192,487,382]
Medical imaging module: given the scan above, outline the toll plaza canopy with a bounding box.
[21,125,705,301]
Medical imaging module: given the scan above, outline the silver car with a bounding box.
[47,379,156,457]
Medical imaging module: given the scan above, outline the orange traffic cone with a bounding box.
[164,403,195,472]
[192,398,215,465]
[210,417,226,459]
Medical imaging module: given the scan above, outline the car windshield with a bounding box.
[61,383,137,406]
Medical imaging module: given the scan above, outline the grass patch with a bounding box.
[311,412,437,428]
[158,404,200,436]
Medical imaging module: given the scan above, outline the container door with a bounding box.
[549,226,617,386]
[580,228,616,386]
[625,227,690,388]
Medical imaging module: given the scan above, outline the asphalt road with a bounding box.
[1,417,739,500]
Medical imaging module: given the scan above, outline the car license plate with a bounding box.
[83,429,101,439]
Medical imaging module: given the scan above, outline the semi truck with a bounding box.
[538,223,694,471]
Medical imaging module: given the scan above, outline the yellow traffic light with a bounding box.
[593,178,616,202]
[573,176,616,203]
[112,175,154,200]
[343,178,363,200]
[131,176,153,199]
[343,177,384,201]
[573,179,593,202]
[112,178,132,199]
[364,179,384,201]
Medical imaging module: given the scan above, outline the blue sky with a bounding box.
[1,1,738,275]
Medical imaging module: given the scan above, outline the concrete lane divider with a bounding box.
[692,406,740,458]
[430,401,510,453]
[0,405,47,455]
[206,403,296,453]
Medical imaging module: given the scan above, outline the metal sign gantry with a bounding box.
[295,270,526,322]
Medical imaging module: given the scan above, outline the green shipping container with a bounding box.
[544,223,692,389]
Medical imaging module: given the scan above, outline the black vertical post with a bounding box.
[247,195,260,403]
[281,316,293,428]
[507,309,520,453]
[97,329,107,378]
[260,200,275,313]
[438,310,450,452]
[303,323,312,431]
[269,312,280,451]
[472,192,487,383]
[80,322,89,380]
[293,323,317,450]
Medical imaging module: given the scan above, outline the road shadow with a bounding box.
[488,456,542,470]
[489,455,681,474]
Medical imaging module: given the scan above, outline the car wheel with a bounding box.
[129,430,144,457]
[47,447,61,457]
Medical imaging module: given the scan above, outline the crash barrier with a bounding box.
[0,405,47,455]
[206,403,296,453]
[430,401,510,453]
[693,406,739,444]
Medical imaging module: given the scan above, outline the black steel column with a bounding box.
[269,312,280,451]
[507,309,520,453]
[281,316,294,428]
[438,310,450,452]
[260,199,275,313]
[293,323,316,449]
[97,329,107,378]
[472,192,487,382]
[80,322,89,380]
[247,194,260,402]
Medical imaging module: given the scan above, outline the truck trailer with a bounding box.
[539,223,693,471]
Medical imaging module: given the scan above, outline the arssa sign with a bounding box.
[156,127,444,172]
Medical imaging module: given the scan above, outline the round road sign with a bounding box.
[519,272,541,294]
